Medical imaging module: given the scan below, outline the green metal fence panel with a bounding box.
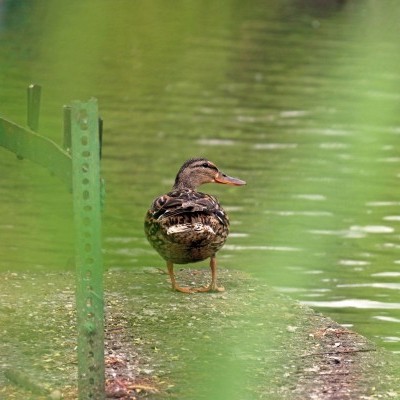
[0,117,72,186]
[0,87,105,399]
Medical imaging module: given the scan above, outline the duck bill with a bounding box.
[214,171,246,186]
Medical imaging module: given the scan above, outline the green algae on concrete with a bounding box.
[0,268,399,399]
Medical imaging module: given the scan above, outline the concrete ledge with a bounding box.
[0,269,399,399]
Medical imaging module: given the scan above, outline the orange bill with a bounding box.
[214,171,246,186]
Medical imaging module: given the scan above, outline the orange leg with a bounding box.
[195,255,225,293]
[167,261,193,293]
[210,255,224,292]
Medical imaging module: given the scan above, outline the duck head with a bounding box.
[173,158,246,190]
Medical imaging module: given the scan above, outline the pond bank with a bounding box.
[0,269,399,399]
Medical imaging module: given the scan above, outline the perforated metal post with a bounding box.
[70,99,105,399]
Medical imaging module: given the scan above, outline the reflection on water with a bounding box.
[1,0,400,354]
[303,299,400,310]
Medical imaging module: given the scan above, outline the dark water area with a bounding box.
[1,0,400,353]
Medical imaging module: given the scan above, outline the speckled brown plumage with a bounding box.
[145,188,229,264]
[144,158,246,293]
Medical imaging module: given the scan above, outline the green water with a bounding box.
[1,0,400,354]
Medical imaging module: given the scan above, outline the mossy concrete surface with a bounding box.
[0,268,399,399]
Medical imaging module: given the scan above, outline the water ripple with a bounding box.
[339,260,370,266]
[337,283,400,290]
[197,138,236,146]
[310,225,397,238]
[224,245,301,252]
[349,225,394,234]
[265,210,333,217]
[253,143,298,150]
[383,215,400,221]
[372,272,400,278]
[293,194,326,201]
[302,299,400,309]
[374,316,400,323]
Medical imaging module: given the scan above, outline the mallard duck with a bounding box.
[144,158,246,293]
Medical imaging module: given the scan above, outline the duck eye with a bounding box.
[202,163,209,168]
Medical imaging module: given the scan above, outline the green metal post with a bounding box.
[63,105,72,152]
[27,84,41,132]
[70,99,105,399]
